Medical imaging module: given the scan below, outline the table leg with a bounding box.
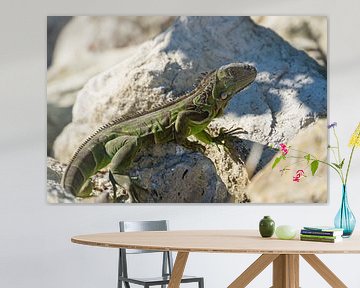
[301,254,347,288]
[228,254,279,288]
[228,253,348,288]
[272,254,299,288]
[168,251,189,288]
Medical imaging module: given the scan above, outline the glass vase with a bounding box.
[334,185,356,237]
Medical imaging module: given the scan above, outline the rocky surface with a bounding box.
[47,157,76,203]
[47,16,174,156]
[50,16,327,203]
[128,143,229,203]
[247,119,327,203]
[47,142,229,203]
[252,16,327,67]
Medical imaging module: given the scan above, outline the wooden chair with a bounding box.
[118,220,204,288]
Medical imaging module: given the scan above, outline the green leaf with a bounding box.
[332,162,341,169]
[304,154,311,164]
[339,159,345,169]
[310,160,319,176]
[272,157,282,169]
[332,159,345,169]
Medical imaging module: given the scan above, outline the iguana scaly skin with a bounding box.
[61,63,257,202]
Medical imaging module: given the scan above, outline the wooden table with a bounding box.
[72,230,360,288]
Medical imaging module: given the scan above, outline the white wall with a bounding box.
[1,1,360,287]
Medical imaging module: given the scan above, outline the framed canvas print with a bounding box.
[47,16,327,204]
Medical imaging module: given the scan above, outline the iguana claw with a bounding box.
[214,126,247,144]
[211,126,247,164]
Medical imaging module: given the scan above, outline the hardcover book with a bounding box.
[301,227,343,237]
[300,236,343,243]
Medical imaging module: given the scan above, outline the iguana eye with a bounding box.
[220,92,228,100]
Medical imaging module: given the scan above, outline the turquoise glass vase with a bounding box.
[334,185,356,237]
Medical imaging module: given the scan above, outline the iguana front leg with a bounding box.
[105,136,146,203]
[194,127,247,163]
[174,110,209,152]
[195,127,247,145]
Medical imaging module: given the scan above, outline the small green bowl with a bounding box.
[275,225,297,240]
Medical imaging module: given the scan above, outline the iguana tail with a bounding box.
[61,137,112,197]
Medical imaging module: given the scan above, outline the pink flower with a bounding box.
[293,169,305,183]
[296,169,305,176]
[279,143,289,155]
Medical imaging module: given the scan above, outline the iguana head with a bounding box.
[213,63,257,105]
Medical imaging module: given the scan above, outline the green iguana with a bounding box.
[61,63,257,202]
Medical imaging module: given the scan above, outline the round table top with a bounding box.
[71,230,360,254]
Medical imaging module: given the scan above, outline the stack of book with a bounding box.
[300,226,344,243]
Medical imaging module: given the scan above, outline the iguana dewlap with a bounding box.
[61,63,257,202]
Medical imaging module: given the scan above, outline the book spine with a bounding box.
[300,234,337,240]
[301,230,336,236]
[300,237,337,243]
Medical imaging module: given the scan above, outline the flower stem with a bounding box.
[318,160,345,183]
[345,145,356,185]
[344,128,360,185]
[333,127,342,163]
[289,143,345,183]
[330,147,339,164]
[289,148,313,156]
[281,158,307,170]
[332,127,345,181]
[286,155,343,181]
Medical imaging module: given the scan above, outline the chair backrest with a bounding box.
[118,220,174,283]
[119,220,168,254]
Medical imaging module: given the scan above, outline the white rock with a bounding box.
[252,16,327,66]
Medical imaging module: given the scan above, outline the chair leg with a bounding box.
[199,278,204,288]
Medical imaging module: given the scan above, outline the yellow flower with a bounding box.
[349,122,360,148]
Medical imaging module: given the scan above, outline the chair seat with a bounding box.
[119,274,203,285]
